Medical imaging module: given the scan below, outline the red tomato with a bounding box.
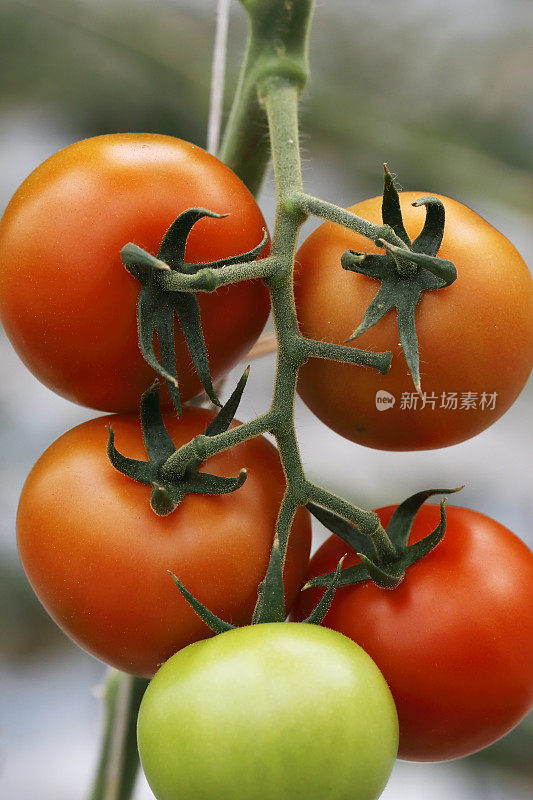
[294,193,533,450]
[17,409,311,677]
[0,134,270,412]
[293,504,533,761]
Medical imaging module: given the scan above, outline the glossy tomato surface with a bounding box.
[0,134,270,411]
[138,623,399,800]
[295,193,533,449]
[17,409,311,677]
[293,505,533,761]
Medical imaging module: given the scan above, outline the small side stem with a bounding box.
[218,17,270,193]
[294,193,407,248]
[302,338,392,374]
[88,672,148,800]
[306,482,398,562]
[156,254,277,293]
[162,413,272,480]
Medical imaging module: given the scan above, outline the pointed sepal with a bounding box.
[396,301,420,392]
[120,244,168,283]
[252,538,285,624]
[106,426,153,485]
[301,556,345,624]
[341,251,393,280]
[194,228,269,271]
[411,196,445,258]
[385,486,463,549]
[382,164,411,246]
[303,561,371,590]
[168,572,235,634]
[141,381,177,463]
[170,290,220,407]
[403,499,448,567]
[356,553,403,589]
[136,288,181,414]
[306,503,376,559]
[345,284,396,343]
[203,367,249,439]
[158,209,228,268]
[181,469,248,496]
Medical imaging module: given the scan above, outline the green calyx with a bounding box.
[107,368,251,516]
[304,487,464,591]
[120,208,268,416]
[342,166,457,391]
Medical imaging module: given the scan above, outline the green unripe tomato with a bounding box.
[137,622,398,800]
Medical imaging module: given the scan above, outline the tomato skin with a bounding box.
[294,193,533,450]
[292,505,533,761]
[137,622,398,800]
[0,134,270,412]
[16,409,311,677]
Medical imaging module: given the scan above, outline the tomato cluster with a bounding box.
[2,132,533,800]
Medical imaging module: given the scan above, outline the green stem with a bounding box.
[305,483,397,563]
[242,80,396,558]
[295,193,406,248]
[302,338,391,373]
[275,489,300,556]
[218,25,270,194]
[88,672,148,800]
[156,254,276,293]
[220,0,314,194]
[297,194,457,285]
[162,413,273,480]
[162,78,396,561]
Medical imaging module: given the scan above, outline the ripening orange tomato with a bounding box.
[295,193,533,450]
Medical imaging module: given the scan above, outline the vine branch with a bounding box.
[162,71,396,560]
[294,193,406,248]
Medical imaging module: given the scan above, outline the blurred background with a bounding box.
[0,0,532,797]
